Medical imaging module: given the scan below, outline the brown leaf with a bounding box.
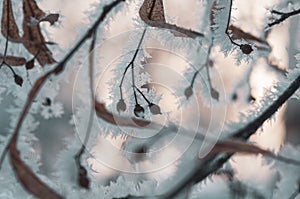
[211,139,300,166]
[24,0,46,20]
[40,13,59,25]
[142,0,165,22]
[139,0,204,38]
[9,136,64,199]
[228,25,269,46]
[95,101,154,128]
[22,0,56,66]
[0,55,26,66]
[1,0,22,42]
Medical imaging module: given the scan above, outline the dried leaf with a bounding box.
[229,25,269,46]
[139,0,203,38]
[142,0,165,22]
[24,0,46,20]
[1,0,22,42]
[40,13,59,25]
[9,137,64,199]
[22,0,56,66]
[0,55,26,66]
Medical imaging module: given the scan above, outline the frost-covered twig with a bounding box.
[268,8,300,27]
[225,0,253,54]
[162,70,300,198]
[0,0,125,197]
[74,31,98,189]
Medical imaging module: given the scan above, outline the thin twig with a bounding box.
[288,189,299,199]
[162,71,300,198]
[74,31,97,189]
[119,28,147,104]
[268,8,300,27]
[225,0,240,47]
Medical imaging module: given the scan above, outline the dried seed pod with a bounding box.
[184,86,193,99]
[134,104,145,118]
[14,74,23,86]
[240,44,253,54]
[116,99,126,113]
[149,103,161,115]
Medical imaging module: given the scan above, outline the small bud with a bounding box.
[78,166,90,189]
[149,103,161,115]
[232,93,238,101]
[240,44,253,55]
[14,74,23,86]
[134,104,145,118]
[184,86,193,99]
[25,59,35,70]
[42,98,52,106]
[211,88,219,101]
[116,99,126,113]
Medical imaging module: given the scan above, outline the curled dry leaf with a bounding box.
[139,0,204,38]
[9,136,64,199]
[22,0,56,66]
[1,0,22,42]
[0,55,26,66]
[40,13,59,25]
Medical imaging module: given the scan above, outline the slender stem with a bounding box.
[131,29,147,62]
[131,63,138,105]
[225,0,241,47]
[205,65,213,90]
[119,29,147,104]
[5,63,16,76]
[190,45,212,88]
[0,145,9,169]
[288,190,299,199]
[75,31,97,165]
[135,86,151,105]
